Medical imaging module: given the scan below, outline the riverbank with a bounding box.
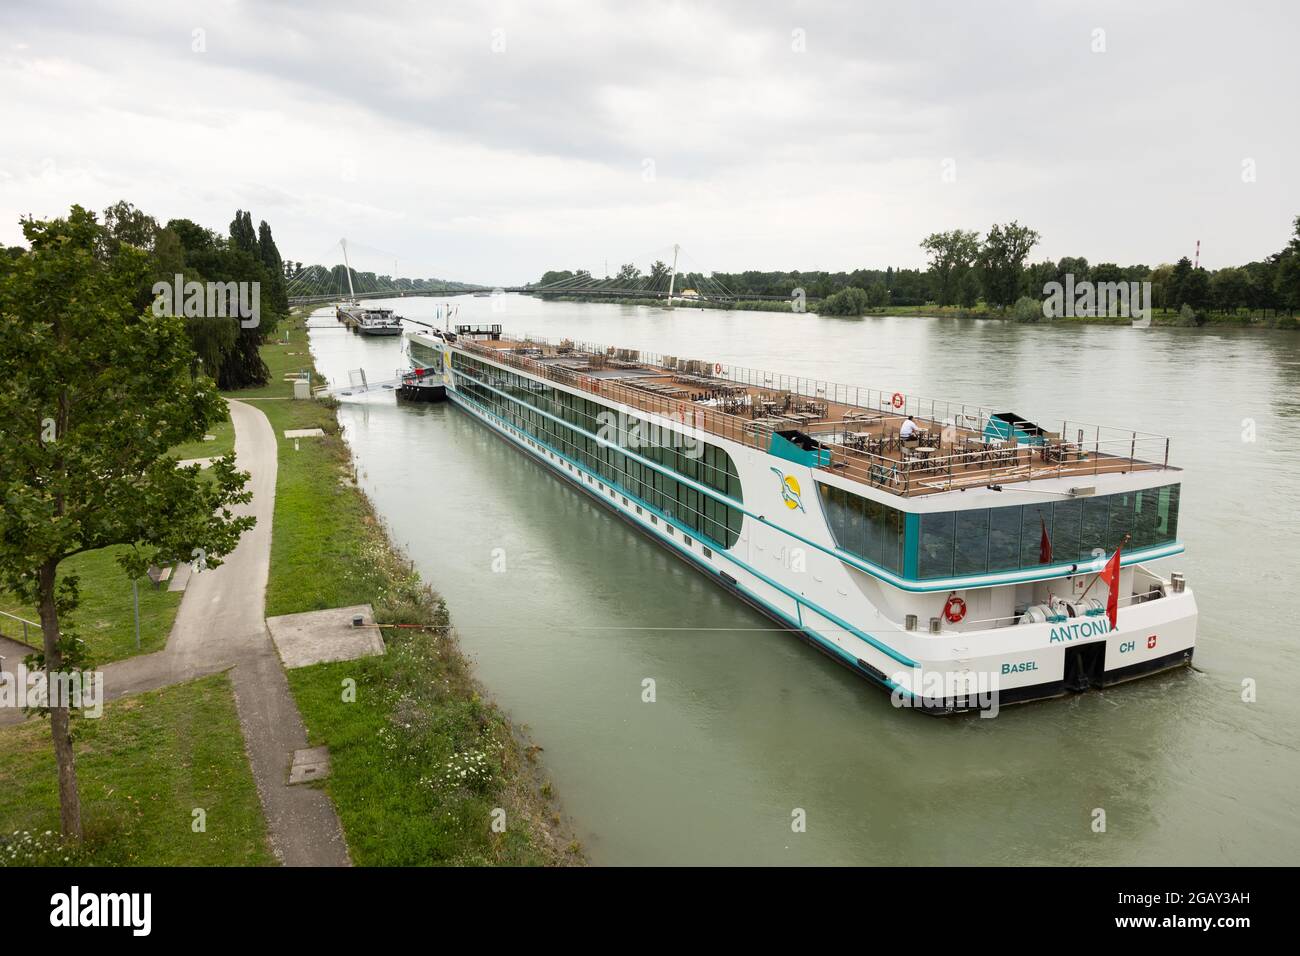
[243,307,582,865]
[530,294,1297,327]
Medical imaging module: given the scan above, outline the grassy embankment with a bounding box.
[0,674,274,866]
[237,308,581,866]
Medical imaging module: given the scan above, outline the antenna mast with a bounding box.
[340,238,357,302]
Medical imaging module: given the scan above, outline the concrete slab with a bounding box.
[283,428,326,439]
[167,561,193,592]
[265,604,384,669]
[176,457,218,469]
[289,746,332,785]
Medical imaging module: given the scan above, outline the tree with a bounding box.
[1167,257,1193,310]
[865,281,890,309]
[0,206,254,840]
[649,260,671,288]
[920,230,980,306]
[978,222,1040,309]
[616,262,641,284]
[957,270,981,308]
[229,210,257,254]
[820,285,869,316]
[1210,267,1249,315]
[1181,267,1212,312]
[102,200,158,251]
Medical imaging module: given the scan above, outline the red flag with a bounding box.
[1098,544,1123,631]
[1038,515,1053,564]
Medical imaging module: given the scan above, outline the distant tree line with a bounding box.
[531,214,1300,323]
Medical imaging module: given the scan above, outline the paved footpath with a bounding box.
[1,400,350,867]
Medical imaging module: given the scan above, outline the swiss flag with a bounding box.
[1098,544,1123,631]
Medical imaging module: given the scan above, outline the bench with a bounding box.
[146,565,173,589]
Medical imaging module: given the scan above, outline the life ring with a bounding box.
[943,594,967,623]
[891,391,904,409]
[714,362,723,375]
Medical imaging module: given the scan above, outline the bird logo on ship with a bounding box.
[770,467,805,512]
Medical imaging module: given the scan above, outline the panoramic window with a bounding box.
[451,353,743,549]
[917,486,1180,579]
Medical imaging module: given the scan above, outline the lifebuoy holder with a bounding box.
[943,594,967,623]
[714,362,723,375]
[891,391,905,409]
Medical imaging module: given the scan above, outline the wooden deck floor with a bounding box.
[456,336,1172,497]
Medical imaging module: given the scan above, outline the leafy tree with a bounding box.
[0,206,254,840]
[616,262,641,284]
[920,230,980,306]
[102,200,158,251]
[649,260,671,288]
[1167,257,1193,310]
[957,270,981,308]
[229,209,257,254]
[1181,267,1212,311]
[978,222,1040,309]
[820,285,869,316]
[865,281,890,309]
[1211,267,1249,315]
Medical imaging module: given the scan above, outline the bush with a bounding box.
[819,286,870,316]
[1012,296,1044,323]
[1177,304,1204,327]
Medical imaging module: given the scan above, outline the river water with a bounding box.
[308,295,1299,866]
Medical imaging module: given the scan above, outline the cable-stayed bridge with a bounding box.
[287,240,786,307]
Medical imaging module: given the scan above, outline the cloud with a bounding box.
[1,0,1296,283]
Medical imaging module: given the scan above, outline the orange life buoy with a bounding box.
[943,594,967,623]
[891,391,904,409]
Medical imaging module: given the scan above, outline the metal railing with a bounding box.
[452,333,1175,497]
[0,608,38,647]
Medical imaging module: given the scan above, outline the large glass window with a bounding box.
[917,487,1181,579]
[953,509,990,576]
[919,512,955,579]
[450,353,744,550]
[817,483,906,574]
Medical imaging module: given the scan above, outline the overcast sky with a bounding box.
[2,1,1297,285]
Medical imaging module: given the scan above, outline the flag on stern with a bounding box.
[1038,515,1053,564]
[1098,544,1123,630]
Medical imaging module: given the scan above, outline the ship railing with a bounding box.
[812,427,1172,496]
[457,337,1174,497]
[515,331,1170,461]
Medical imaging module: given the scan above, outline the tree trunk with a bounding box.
[37,559,82,841]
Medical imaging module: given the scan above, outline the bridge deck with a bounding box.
[454,335,1172,498]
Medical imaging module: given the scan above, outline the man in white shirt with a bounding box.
[900,416,920,440]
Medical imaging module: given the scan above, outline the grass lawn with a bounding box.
[169,414,235,460]
[0,546,182,663]
[0,674,274,866]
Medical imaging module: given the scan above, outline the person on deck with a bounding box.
[900,416,920,441]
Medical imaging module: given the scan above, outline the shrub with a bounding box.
[1012,296,1043,323]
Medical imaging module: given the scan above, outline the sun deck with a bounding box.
[442,329,1174,499]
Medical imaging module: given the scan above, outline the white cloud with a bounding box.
[1,0,1297,283]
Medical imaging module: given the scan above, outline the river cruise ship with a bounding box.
[402,324,1196,713]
